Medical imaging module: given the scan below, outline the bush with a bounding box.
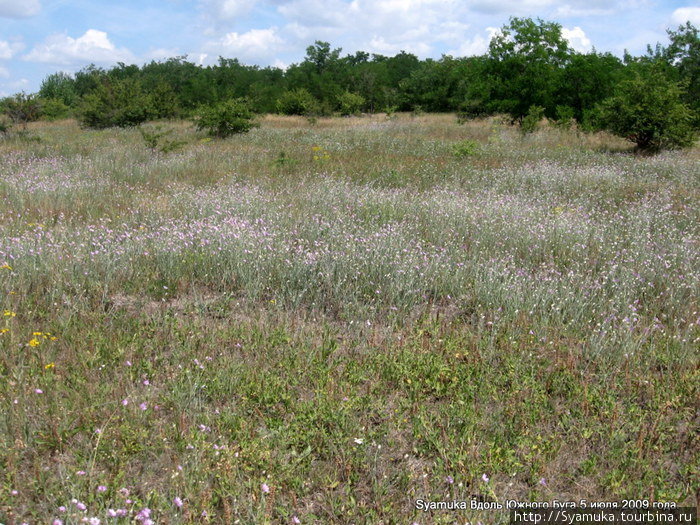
[39,98,71,120]
[452,139,480,157]
[78,77,155,128]
[2,92,42,124]
[195,98,258,138]
[520,105,545,134]
[276,88,320,116]
[554,105,575,129]
[337,91,365,116]
[593,69,697,152]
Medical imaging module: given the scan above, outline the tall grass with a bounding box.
[1,115,698,524]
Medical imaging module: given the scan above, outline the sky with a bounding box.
[1,0,699,96]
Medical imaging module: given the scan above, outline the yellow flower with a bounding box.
[3,310,16,317]
[33,332,43,336]
[311,146,322,151]
[44,363,55,370]
[0,328,9,334]
[0,263,11,270]
[28,338,40,347]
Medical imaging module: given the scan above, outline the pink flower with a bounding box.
[173,496,183,508]
[261,483,270,494]
[292,516,301,524]
[53,519,63,525]
[97,485,107,493]
[58,506,66,512]
[76,470,86,476]
[35,388,43,394]
[89,518,100,525]
[139,402,147,411]
[10,489,18,495]
[75,501,87,511]
[121,399,128,406]
[481,473,490,483]
[539,477,547,486]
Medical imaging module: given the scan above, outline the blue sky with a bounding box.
[1,0,699,96]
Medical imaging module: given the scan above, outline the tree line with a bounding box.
[2,17,699,151]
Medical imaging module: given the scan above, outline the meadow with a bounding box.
[0,114,698,524]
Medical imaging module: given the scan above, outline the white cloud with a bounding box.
[0,66,9,79]
[205,28,284,62]
[670,7,700,26]
[562,26,592,52]
[0,40,24,60]
[447,27,499,56]
[199,0,258,21]
[23,30,135,66]
[0,0,40,18]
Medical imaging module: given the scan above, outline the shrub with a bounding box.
[39,98,71,120]
[554,105,575,129]
[337,91,365,116]
[520,105,545,134]
[593,69,697,152]
[2,92,42,124]
[452,139,480,157]
[78,77,155,128]
[0,116,11,135]
[276,88,320,116]
[195,98,258,138]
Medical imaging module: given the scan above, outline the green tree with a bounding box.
[276,88,320,116]
[38,72,77,107]
[78,77,155,128]
[593,68,696,152]
[195,98,258,138]
[486,17,572,120]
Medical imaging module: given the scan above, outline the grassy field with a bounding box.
[0,114,698,524]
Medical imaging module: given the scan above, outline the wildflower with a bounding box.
[45,362,55,370]
[34,388,43,394]
[261,483,270,494]
[539,477,547,486]
[173,496,183,508]
[97,485,107,493]
[1,263,11,270]
[89,518,100,525]
[482,473,490,483]
[142,379,150,386]
[58,506,66,512]
[139,402,147,411]
[445,475,454,484]
[11,489,18,495]
[292,517,301,524]
[0,328,9,334]
[3,310,15,317]
[53,519,63,525]
[353,438,363,445]
[108,509,117,517]
[75,501,87,511]
[29,338,41,347]
[76,470,86,476]
[121,398,128,406]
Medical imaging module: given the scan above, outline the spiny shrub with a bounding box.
[195,98,258,138]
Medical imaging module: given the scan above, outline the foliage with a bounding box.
[2,92,43,124]
[139,124,187,153]
[520,105,545,134]
[38,98,71,120]
[38,72,77,106]
[593,68,697,152]
[78,77,155,128]
[195,98,258,138]
[0,116,11,134]
[276,88,320,116]
[452,139,480,157]
[337,91,365,115]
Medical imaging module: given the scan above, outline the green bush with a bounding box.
[195,98,258,138]
[2,92,42,124]
[337,91,365,116]
[39,98,71,120]
[520,105,545,134]
[593,69,697,152]
[276,88,320,116]
[78,77,155,128]
[452,139,480,157]
[554,105,575,129]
